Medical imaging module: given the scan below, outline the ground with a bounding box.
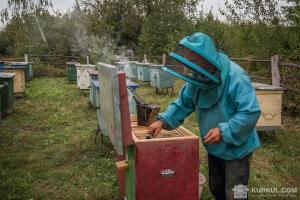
[0,77,299,200]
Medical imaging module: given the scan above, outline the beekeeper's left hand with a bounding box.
[204,128,222,144]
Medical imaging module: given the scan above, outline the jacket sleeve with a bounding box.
[157,83,196,130]
[217,74,261,146]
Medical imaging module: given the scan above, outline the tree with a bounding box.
[1,0,52,22]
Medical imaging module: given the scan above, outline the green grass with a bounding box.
[0,78,120,200]
[0,77,299,200]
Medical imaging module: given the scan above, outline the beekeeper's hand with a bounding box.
[147,120,164,137]
[204,128,222,144]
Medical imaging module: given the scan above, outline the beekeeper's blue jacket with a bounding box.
[158,33,261,160]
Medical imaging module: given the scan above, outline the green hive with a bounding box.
[0,73,15,114]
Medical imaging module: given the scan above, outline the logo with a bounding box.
[233,184,249,199]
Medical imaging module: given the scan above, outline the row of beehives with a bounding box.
[115,61,174,91]
[0,61,34,121]
[65,61,140,116]
[65,60,175,115]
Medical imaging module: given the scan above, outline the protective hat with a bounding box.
[163,33,223,89]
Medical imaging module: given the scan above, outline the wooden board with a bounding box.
[97,62,123,155]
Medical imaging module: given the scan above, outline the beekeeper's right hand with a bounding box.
[147,120,164,137]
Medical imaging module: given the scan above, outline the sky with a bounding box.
[0,0,225,28]
[0,0,290,29]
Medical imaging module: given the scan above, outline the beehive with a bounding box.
[136,63,153,82]
[28,62,34,80]
[66,62,78,83]
[126,80,140,114]
[0,85,3,120]
[116,61,126,71]
[150,67,174,89]
[0,73,15,114]
[97,63,199,200]
[75,64,96,90]
[88,69,99,105]
[0,61,4,70]
[253,82,284,131]
[125,61,139,79]
[2,67,26,94]
[10,62,30,82]
[90,79,99,108]
[120,117,199,200]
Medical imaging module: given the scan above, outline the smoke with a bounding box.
[70,6,133,64]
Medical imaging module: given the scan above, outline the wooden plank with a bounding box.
[116,160,128,170]
[271,55,281,87]
[279,61,300,69]
[97,62,123,155]
[252,82,284,91]
[118,72,133,148]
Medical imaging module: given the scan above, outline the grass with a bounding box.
[0,77,299,200]
[0,78,120,200]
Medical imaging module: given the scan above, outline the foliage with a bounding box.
[0,0,52,22]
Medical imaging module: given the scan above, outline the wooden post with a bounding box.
[86,55,90,64]
[271,55,281,87]
[162,54,166,65]
[24,54,28,62]
[143,54,148,63]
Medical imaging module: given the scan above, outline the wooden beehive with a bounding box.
[2,67,26,94]
[115,61,126,71]
[76,64,96,90]
[97,63,199,200]
[122,117,199,200]
[125,61,139,79]
[66,62,78,82]
[10,62,30,82]
[150,68,174,89]
[88,70,99,105]
[253,82,284,131]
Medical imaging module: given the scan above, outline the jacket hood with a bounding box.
[180,32,230,108]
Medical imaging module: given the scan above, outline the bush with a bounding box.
[33,64,66,77]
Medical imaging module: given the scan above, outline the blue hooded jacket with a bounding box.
[158,33,261,160]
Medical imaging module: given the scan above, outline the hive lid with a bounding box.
[75,64,95,68]
[87,69,98,75]
[148,64,163,68]
[126,79,139,90]
[0,72,16,78]
[115,61,126,64]
[3,66,26,69]
[252,82,284,91]
[66,62,79,65]
[10,62,28,66]
[97,62,133,155]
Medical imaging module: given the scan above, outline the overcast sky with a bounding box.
[0,0,289,29]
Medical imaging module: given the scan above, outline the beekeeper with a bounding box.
[148,32,261,200]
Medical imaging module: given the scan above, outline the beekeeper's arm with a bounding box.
[217,74,261,146]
